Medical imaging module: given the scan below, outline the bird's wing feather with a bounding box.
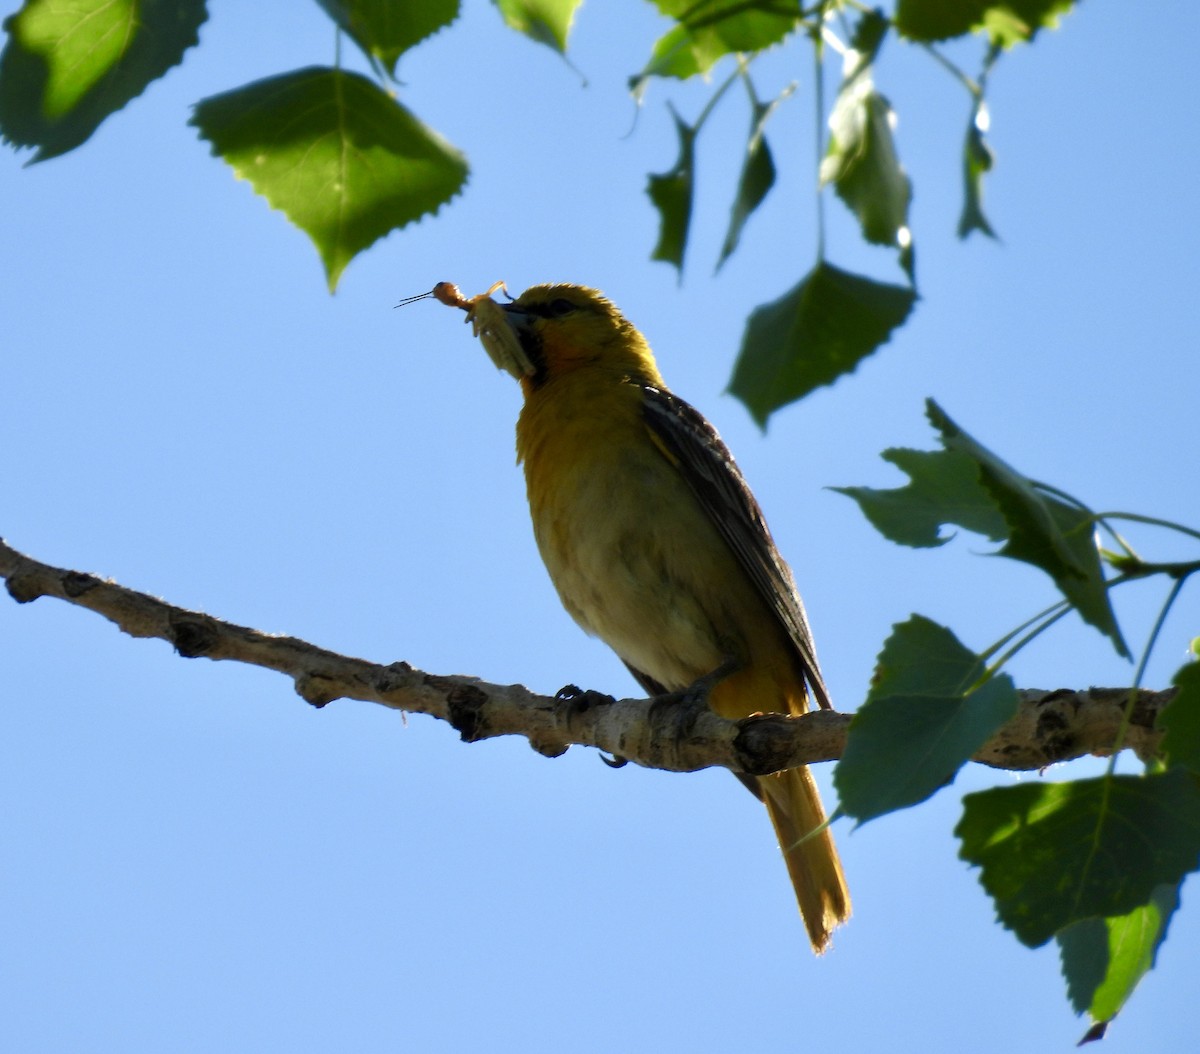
[639,384,832,710]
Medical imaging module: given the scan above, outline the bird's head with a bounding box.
[474,284,663,393]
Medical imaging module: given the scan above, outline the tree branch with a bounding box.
[0,538,1169,773]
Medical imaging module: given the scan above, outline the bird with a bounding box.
[451,281,850,952]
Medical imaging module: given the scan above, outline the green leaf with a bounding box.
[1159,661,1200,773]
[895,0,1076,46]
[926,399,1128,657]
[956,770,1200,948]
[646,105,696,274]
[895,0,987,41]
[820,36,912,261]
[835,616,1018,824]
[314,0,459,76]
[832,447,1008,548]
[728,261,915,426]
[1057,882,1179,1028]
[493,0,581,54]
[637,0,800,82]
[715,95,777,272]
[634,24,704,84]
[958,95,996,239]
[841,401,1127,655]
[849,6,889,59]
[0,0,206,162]
[191,68,467,292]
[982,0,1075,47]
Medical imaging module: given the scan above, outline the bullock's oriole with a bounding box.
[459,282,850,952]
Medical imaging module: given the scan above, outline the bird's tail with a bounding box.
[759,766,851,954]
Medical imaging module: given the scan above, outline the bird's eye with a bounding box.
[547,297,575,317]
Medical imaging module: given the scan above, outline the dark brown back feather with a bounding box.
[639,385,832,711]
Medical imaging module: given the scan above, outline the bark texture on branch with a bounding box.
[0,538,1169,773]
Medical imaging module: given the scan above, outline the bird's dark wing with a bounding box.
[639,384,832,710]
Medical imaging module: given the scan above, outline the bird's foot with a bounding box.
[555,683,616,709]
[676,656,741,708]
[555,685,627,768]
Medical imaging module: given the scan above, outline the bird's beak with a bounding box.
[467,297,538,381]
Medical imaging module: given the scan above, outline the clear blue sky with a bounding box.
[3,4,1198,1051]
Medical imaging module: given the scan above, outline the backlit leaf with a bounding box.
[0,0,206,161]
[493,0,581,54]
[1058,882,1179,1028]
[314,0,459,76]
[637,0,799,82]
[956,771,1200,948]
[896,0,1075,45]
[191,67,467,291]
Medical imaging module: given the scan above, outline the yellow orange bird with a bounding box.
[439,281,850,952]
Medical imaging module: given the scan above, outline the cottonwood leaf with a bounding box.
[715,95,776,271]
[636,0,799,83]
[896,0,1075,45]
[646,105,696,274]
[895,0,988,41]
[0,0,206,161]
[956,771,1200,948]
[927,399,1128,657]
[314,0,459,76]
[821,35,912,267]
[729,261,915,426]
[493,0,581,54]
[1159,660,1200,773]
[982,0,1076,47]
[1057,882,1179,1031]
[191,67,467,291]
[958,95,996,238]
[836,616,1017,824]
[832,447,1007,548]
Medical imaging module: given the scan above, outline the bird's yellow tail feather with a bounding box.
[760,766,851,954]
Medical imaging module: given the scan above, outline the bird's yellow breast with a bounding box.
[516,370,803,717]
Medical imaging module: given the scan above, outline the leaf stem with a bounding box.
[1106,573,1190,776]
[1092,512,1200,544]
[979,598,1072,665]
[1108,558,1200,581]
[1029,478,1090,510]
[693,62,742,135]
[1096,523,1140,561]
[983,603,1073,678]
[737,56,758,105]
[916,41,982,97]
[812,25,826,261]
